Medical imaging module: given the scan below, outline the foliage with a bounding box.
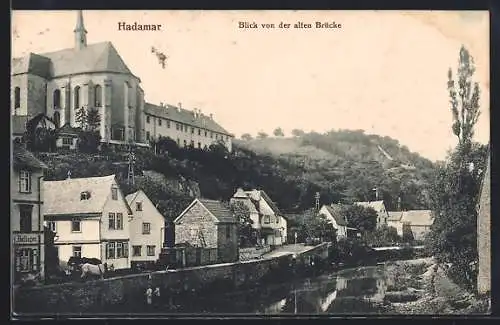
[241,133,253,141]
[257,132,269,139]
[340,204,377,233]
[273,127,285,137]
[330,237,375,265]
[401,223,415,242]
[297,210,337,243]
[77,131,101,154]
[86,107,101,132]
[75,106,87,129]
[364,225,401,247]
[24,127,57,152]
[227,200,257,247]
[291,129,305,137]
[426,46,488,292]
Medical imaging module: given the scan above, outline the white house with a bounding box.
[125,190,166,268]
[354,200,389,228]
[399,210,434,240]
[230,188,287,246]
[43,174,133,270]
[319,204,348,240]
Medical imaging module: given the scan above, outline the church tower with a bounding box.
[74,10,87,50]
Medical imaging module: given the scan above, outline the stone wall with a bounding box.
[239,246,271,261]
[14,253,293,314]
[175,202,218,248]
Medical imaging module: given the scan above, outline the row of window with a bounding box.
[146,115,230,142]
[52,85,103,110]
[71,241,130,260]
[132,245,156,257]
[15,248,39,273]
[263,215,281,224]
[45,213,125,233]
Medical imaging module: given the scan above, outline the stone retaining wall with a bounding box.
[239,245,271,261]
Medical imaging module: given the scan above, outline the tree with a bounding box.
[273,127,285,137]
[427,46,487,291]
[256,132,269,139]
[291,129,305,137]
[340,204,377,233]
[299,210,337,243]
[447,46,481,153]
[401,223,415,243]
[241,133,253,141]
[86,107,101,132]
[228,200,256,247]
[364,225,401,247]
[75,106,87,129]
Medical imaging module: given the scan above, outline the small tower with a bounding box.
[127,150,136,186]
[74,10,88,50]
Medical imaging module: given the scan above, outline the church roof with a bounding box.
[12,42,136,79]
[144,102,233,136]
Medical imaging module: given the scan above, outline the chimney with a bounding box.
[177,102,182,112]
[209,113,213,120]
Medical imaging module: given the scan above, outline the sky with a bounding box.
[11,10,489,162]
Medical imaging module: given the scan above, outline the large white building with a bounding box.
[11,10,234,152]
[43,175,133,270]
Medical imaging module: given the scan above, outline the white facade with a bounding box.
[319,205,347,240]
[126,190,166,265]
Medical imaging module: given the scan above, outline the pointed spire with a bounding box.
[74,10,88,50]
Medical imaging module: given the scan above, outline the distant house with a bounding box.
[126,190,166,269]
[11,144,48,284]
[399,210,433,240]
[354,200,389,228]
[174,198,239,264]
[387,211,404,235]
[230,188,287,246]
[477,149,490,295]
[43,174,133,270]
[56,123,80,150]
[318,204,348,240]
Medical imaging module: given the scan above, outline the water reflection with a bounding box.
[163,265,392,314]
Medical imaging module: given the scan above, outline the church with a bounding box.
[11,11,233,151]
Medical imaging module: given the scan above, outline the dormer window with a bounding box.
[111,187,118,200]
[80,191,91,200]
[136,202,142,211]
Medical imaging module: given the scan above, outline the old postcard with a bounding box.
[11,10,490,317]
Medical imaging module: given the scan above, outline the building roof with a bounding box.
[43,174,132,216]
[12,42,136,79]
[174,198,237,224]
[355,200,386,213]
[400,210,433,226]
[13,144,48,170]
[387,211,404,222]
[57,123,81,136]
[126,189,166,219]
[321,204,347,226]
[144,102,232,136]
[12,115,30,135]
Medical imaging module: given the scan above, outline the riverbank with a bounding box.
[381,257,490,314]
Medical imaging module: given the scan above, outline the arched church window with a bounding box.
[74,86,81,109]
[53,111,60,128]
[14,87,20,109]
[94,85,102,107]
[53,89,61,109]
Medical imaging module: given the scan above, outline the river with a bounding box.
[145,264,395,315]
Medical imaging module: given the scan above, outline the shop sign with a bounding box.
[13,233,40,245]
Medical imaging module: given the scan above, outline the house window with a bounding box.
[108,212,115,230]
[276,216,279,224]
[47,221,56,232]
[210,132,213,138]
[111,187,118,200]
[176,138,180,146]
[147,245,155,256]
[198,129,201,136]
[183,140,187,147]
[71,218,81,232]
[80,191,91,200]
[16,248,31,272]
[116,242,123,258]
[146,131,150,141]
[158,119,162,126]
[146,116,150,123]
[53,89,61,109]
[198,142,201,149]
[142,222,151,234]
[14,87,20,109]
[176,123,179,130]
[190,140,194,147]
[94,85,102,107]
[136,202,142,211]
[107,242,115,259]
[264,216,270,224]
[19,205,33,233]
[226,225,231,239]
[133,245,141,256]
[18,170,31,193]
[167,120,171,128]
[116,213,123,230]
[74,86,80,109]
[73,246,82,257]
[216,134,218,140]
[191,127,194,134]
[62,137,73,145]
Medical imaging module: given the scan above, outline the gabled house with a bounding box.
[318,204,348,240]
[43,174,133,270]
[230,188,287,246]
[11,144,48,284]
[126,190,167,269]
[174,198,239,264]
[399,210,433,240]
[56,123,80,150]
[354,200,389,228]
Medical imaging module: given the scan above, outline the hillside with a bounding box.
[35,130,436,223]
